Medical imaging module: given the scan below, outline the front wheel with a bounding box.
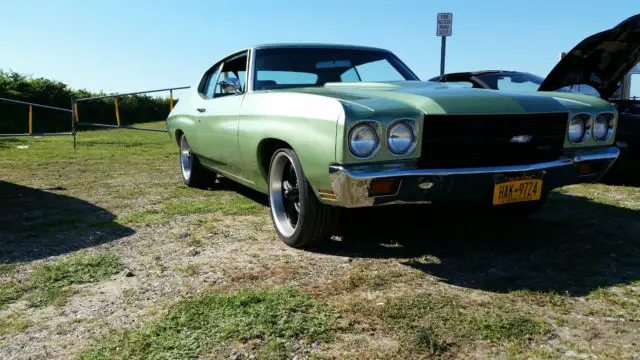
[268,148,337,248]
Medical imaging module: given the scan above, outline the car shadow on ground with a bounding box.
[215,176,269,206]
[602,160,640,187]
[0,181,135,264]
[316,193,640,297]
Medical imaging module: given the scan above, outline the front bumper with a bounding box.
[328,146,620,208]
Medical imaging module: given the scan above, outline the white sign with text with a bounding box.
[437,12,453,37]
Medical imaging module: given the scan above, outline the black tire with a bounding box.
[268,148,338,248]
[179,134,216,189]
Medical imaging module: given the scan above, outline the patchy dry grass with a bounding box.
[1,123,640,359]
[0,252,123,308]
[77,287,336,360]
[0,312,32,335]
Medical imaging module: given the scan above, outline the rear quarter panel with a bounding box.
[166,90,201,148]
[238,92,345,194]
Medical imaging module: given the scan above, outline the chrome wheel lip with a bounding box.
[269,152,299,238]
[180,137,192,181]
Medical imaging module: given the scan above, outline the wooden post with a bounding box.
[114,99,121,126]
[28,106,33,135]
[169,90,174,111]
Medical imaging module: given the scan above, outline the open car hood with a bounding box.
[538,14,640,99]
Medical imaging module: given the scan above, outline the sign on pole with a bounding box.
[436,12,452,37]
[437,12,453,76]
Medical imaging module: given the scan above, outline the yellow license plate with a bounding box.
[493,179,542,205]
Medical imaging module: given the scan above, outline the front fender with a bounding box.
[238,92,345,195]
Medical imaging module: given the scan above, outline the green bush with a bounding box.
[0,70,174,134]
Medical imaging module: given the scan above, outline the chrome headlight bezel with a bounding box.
[568,113,591,144]
[386,119,417,156]
[593,112,615,142]
[348,121,381,159]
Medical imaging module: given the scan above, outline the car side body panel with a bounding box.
[167,90,200,148]
[235,92,345,194]
[193,94,245,175]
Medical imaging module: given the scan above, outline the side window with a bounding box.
[215,71,239,95]
[200,64,221,99]
[340,68,360,82]
[254,71,318,90]
[354,59,405,82]
[214,53,248,98]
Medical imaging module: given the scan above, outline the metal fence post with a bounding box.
[71,98,77,149]
[0,97,74,138]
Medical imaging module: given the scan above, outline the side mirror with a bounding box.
[219,77,242,94]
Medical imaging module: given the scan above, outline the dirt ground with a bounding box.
[1,125,639,359]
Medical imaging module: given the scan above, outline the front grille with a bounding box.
[420,113,568,168]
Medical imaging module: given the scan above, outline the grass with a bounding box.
[373,294,548,356]
[583,283,640,319]
[77,287,336,360]
[118,197,265,227]
[0,252,123,308]
[0,263,18,276]
[0,313,32,335]
[2,123,640,359]
[175,263,199,277]
[470,314,546,340]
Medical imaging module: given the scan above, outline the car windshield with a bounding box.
[475,72,545,92]
[253,47,419,90]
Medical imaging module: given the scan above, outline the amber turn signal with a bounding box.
[369,178,400,196]
[318,189,337,200]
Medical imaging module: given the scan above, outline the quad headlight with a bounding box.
[568,114,590,143]
[386,120,416,155]
[593,113,614,142]
[348,123,379,158]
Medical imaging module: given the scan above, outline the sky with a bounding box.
[1,0,639,97]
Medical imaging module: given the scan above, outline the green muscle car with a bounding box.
[167,44,620,248]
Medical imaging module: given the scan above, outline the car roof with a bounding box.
[252,43,391,52]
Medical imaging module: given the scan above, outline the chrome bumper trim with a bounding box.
[328,146,620,208]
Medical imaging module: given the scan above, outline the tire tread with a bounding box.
[269,148,337,249]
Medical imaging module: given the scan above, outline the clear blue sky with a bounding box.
[1,0,638,96]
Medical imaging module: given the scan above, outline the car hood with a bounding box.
[288,81,610,115]
[538,14,640,99]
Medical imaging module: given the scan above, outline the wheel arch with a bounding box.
[174,129,184,146]
[257,138,294,182]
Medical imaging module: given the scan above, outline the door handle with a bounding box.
[197,108,206,113]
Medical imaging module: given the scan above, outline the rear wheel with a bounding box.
[180,134,216,188]
[268,148,337,248]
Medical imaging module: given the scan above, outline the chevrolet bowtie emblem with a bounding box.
[510,135,533,143]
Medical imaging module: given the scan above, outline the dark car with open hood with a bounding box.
[430,14,640,182]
